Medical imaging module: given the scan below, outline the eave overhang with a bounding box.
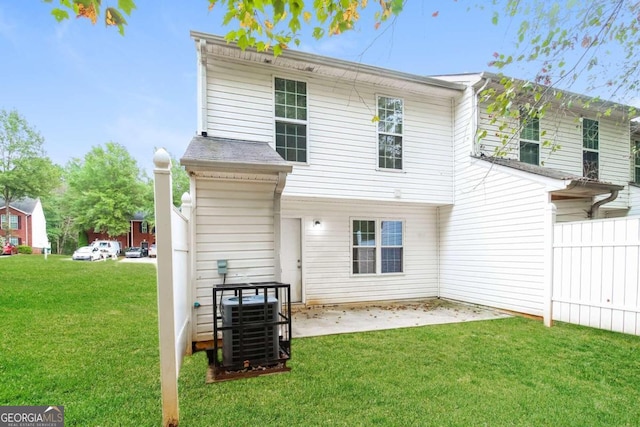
[190,31,466,98]
[474,156,624,198]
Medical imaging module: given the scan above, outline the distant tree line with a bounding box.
[0,108,188,254]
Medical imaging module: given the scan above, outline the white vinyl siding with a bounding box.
[283,198,437,305]
[440,157,548,316]
[193,178,277,341]
[205,60,456,204]
[477,104,630,209]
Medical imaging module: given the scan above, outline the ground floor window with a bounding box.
[352,219,403,275]
[8,237,19,245]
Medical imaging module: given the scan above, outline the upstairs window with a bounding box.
[634,140,640,183]
[352,219,404,275]
[1,214,18,230]
[519,109,540,165]
[583,118,599,179]
[274,77,307,163]
[141,221,148,234]
[377,96,403,170]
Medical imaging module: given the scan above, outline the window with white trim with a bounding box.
[583,118,599,179]
[519,108,540,165]
[1,214,18,230]
[634,140,640,183]
[141,221,148,233]
[352,219,404,275]
[274,77,307,162]
[377,96,403,170]
[9,237,18,245]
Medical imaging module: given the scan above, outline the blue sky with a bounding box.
[0,1,564,173]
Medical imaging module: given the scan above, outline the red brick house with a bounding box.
[86,213,155,251]
[0,197,48,254]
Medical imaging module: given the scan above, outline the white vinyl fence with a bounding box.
[551,216,640,336]
[153,149,192,427]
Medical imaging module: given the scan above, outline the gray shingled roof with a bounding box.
[474,155,583,180]
[0,197,38,214]
[474,155,624,197]
[180,136,292,173]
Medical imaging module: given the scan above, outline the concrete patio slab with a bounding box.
[292,299,510,338]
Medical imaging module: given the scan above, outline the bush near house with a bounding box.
[17,245,32,254]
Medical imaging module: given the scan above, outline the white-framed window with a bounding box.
[274,77,307,163]
[583,118,599,179]
[9,237,18,245]
[141,221,148,234]
[519,108,540,165]
[1,214,18,230]
[352,219,404,275]
[377,96,403,170]
[634,140,640,183]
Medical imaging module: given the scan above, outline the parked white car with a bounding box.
[72,246,102,261]
[148,244,157,258]
[91,240,121,259]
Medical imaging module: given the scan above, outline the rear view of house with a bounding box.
[182,32,468,345]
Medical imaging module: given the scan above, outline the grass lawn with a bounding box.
[2,256,640,426]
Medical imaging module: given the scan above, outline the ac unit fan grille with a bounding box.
[222,296,279,368]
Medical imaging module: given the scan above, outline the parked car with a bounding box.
[2,243,18,255]
[72,246,102,261]
[91,240,121,259]
[125,247,144,258]
[148,244,157,258]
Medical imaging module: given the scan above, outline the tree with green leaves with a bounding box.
[41,185,79,254]
[66,142,146,238]
[0,109,61,241]
[483,0,639,155]
[45,0,404,53]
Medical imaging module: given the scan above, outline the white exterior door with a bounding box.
[281,218,302,303]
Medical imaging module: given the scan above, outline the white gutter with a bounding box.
[197,39,208,135]
[473,77,491,155]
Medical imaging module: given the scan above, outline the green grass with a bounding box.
[2,256,640,426]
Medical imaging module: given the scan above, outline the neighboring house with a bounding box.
[0,197,48,253]
[86,213,154,251]
[434,72,637,315]
[179,32,639,346]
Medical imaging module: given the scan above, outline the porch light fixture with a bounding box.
[313,220,321,229]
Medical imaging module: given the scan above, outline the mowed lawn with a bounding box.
[1,256,640,426]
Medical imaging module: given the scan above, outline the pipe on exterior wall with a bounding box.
[473,77,492,155]
[197,39,208,135]
[590,190,619,219]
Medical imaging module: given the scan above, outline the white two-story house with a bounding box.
[181,32,637,346]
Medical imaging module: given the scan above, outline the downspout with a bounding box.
[273,172,288,283]
[473,77,492,155]
[589,190,619,219]
[197,39,209,136]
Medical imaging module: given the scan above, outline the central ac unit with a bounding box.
[221,295,279,368]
